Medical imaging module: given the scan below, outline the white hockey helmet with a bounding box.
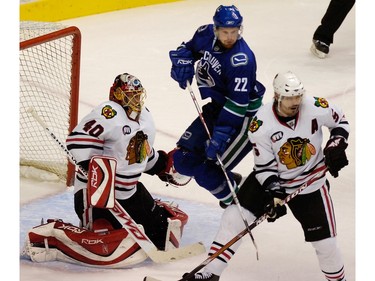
[273,71,305,98]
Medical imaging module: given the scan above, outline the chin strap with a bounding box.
[125,106,141,121]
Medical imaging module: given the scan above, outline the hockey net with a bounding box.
[20,21,81,186]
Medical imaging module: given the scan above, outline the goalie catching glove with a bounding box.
[146,149,191,187]
[323,136,348,178]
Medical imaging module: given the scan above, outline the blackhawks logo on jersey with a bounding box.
[126,131,151,164]
[101,105,117,119]
[313,97,329,108]
[248,116,263,133]
[277,137,316,169]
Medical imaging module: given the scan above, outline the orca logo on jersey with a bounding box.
[101,105,117,119]
[196,61,215,87]
[248,116,263,133]
[313,97,329,108]
[231,53,248,67]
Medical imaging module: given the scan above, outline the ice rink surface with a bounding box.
[13,0,371,280]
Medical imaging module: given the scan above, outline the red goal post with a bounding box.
[20,21,81,186]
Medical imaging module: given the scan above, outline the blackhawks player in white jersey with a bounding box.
[66,73,189,251]
[23,73,193,268]
[185,71,349,281]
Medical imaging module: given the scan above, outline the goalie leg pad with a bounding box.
[165,218,182,251]
[155,200,189,251]
[24,219,148,268]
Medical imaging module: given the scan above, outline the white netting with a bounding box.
[20,21,80,183]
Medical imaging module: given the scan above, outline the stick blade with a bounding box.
[147,242,205,263]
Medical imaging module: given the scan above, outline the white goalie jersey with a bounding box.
[66,101,159,199]
[248,95,349,194]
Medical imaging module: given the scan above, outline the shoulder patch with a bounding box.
[197,24,209,33]
[313,97,329,108]
[231,53,248,67]
[248,116,263,133]
[101,105,117,119]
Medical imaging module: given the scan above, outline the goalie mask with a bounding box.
[109,73,147,120]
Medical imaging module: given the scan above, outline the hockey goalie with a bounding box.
[22,73,199,267]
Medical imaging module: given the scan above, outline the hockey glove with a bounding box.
[169,47,195,89]
[157,149,192,187]
[323,136,348,178]
[205,125,236,160]
[264,182,287,223]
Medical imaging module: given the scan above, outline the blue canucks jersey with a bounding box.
[182,24,264,129]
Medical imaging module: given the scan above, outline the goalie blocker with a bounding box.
[23,200,189,268]
[88,155,116,209]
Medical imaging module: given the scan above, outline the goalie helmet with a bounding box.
[213,5,243,28]
[109,73,147,119]
[273,71,305,98]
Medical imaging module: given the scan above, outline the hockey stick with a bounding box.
[27,107,205,263]
[144,166,328,281]
[186,81,259,259]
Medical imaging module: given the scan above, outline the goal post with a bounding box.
[20,21,81,186]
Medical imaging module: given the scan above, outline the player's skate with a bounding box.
[183,272,220,281]
[310,39,329,59]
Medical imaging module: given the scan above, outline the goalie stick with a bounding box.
[143,166,327,280]
[27,107,205,263]
[186,81,259,260]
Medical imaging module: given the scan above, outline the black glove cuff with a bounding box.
[144,150,168,176]
[262,175,279,190]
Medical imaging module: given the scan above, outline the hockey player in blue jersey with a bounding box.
[169,5,265,206]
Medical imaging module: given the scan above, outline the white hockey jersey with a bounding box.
[248,96,349,194]
[66,101,159,199]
